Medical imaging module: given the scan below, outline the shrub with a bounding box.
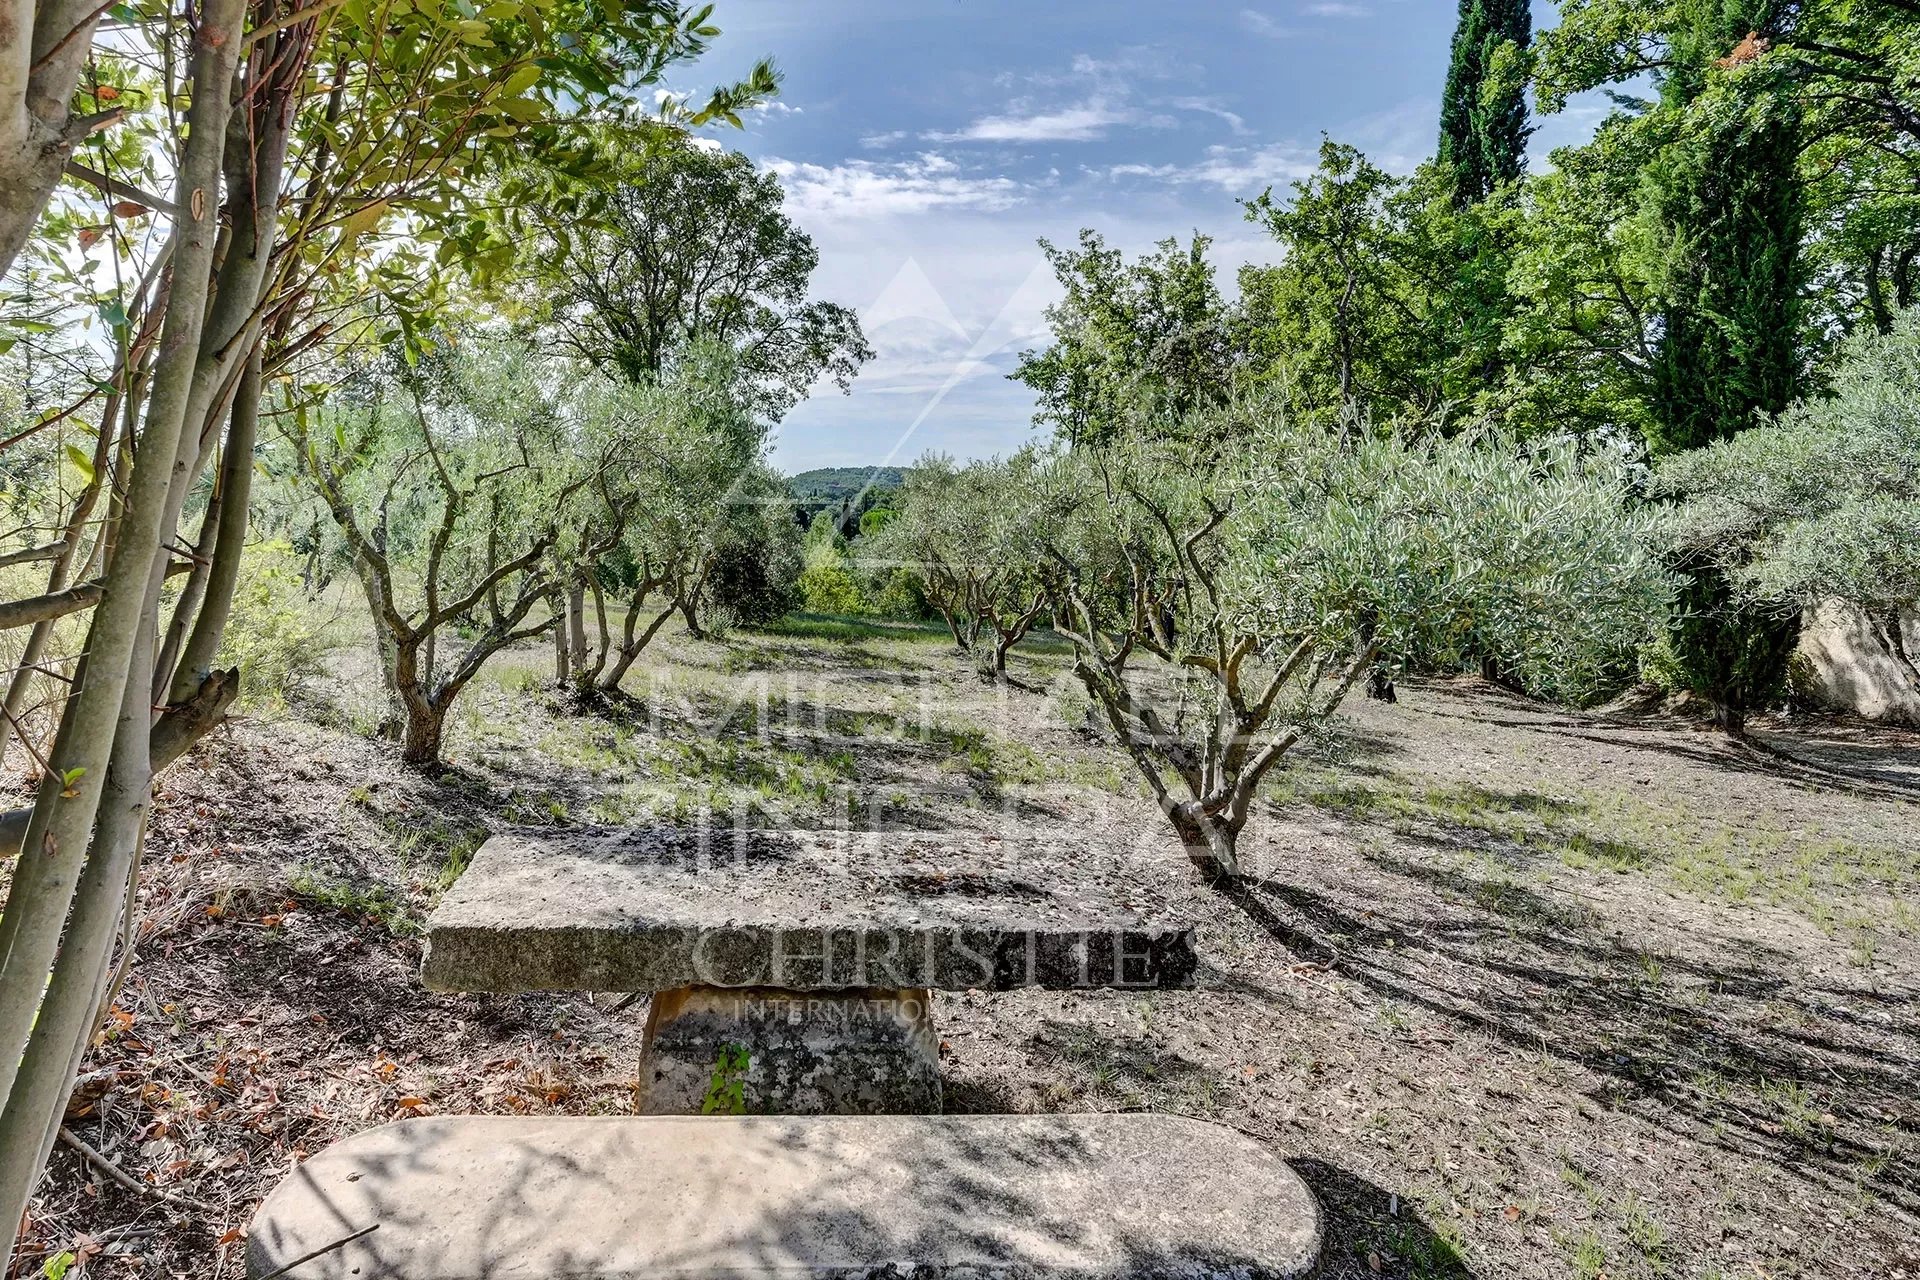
[1656,307,1920,693]
[215,540,336,710]
[798,561,864,615]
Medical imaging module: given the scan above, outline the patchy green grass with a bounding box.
[1275,765,1917,942]
[288,868,422,936]
[749,613,952,644]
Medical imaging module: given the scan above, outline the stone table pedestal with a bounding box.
[639,985,939,1114]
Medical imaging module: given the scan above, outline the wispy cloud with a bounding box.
[1304,2,1371,16]
[928,51,1188,145]
[1239,9,1296,38]
[1107,141,1321,194]
[1168,96,1250,136]
[765,153,1023,221]
[930,100,1136,144]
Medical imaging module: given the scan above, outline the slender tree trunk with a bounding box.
[165,345,262,703]
[585,571,611,685]
[551,585,570,684]
[0,0,110,279]
[152,486,223,704]
[937,604,966,649]
[600,597,675,693]
[0,0,248,1251]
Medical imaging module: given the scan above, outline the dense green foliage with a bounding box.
[1013,232,1232,445]
[789,466,906,504]
[788,466,903,533]
[512,133,872,419]
[1658,309,1920,685]
[1034,396,1672,878]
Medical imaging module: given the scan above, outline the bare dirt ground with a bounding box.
[5,618,1916,1280]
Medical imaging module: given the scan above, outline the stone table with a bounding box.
[423,828,1200,1113]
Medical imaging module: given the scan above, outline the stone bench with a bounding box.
[423,829,1201,1113]
[245,1113,1322,1280]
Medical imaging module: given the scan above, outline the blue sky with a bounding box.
[686,2,1597,473]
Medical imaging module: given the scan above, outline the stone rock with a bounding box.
[638,985,940,1115]
[423,828,1198,993]
[1795,600,1920,725]
[245,1113,1322,1280]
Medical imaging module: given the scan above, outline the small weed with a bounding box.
[1758,1078,1821,1141]
[1562,1230,1607,1280]
[1622,1193,1667,1272]
[1374,1219,1469,1279]
[700,1043,751,1115]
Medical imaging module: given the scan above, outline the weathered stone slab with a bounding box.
[638,985,940,1115]
[423,828,1198,993]
[245,1113,1321,1280]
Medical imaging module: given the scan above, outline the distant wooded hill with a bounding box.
[787,466,905,504]
[786,466,904,534]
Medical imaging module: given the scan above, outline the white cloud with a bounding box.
[860,130,909,149]
[929,99,1137,144]
[1304,2,1371,16]
[1239,9,1296,38]
[765,153,1023,221]
[1168,96,1249,136]
[927,51,1193,146]
[1107,142,1320,194]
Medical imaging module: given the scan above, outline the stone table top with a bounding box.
[422,827,1200,993]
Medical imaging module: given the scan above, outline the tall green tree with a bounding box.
[1534,1,1815,730]
[1648,14,1808,732]
[1012,231,1232,447]
[1436,0,1533,206]
[515,133,870,420]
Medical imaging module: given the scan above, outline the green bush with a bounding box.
[798,561,864,615]
[215,540,335,710]
[869,567,929,620]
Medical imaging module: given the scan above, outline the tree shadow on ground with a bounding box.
[1411,679,1920,802]
[1225,868,1920,1223]
[1294,1158,1477,1279]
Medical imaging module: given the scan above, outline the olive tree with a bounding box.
[1040,397,1673,882]
[865,450,1053,675]
[286,336,599,764]
[1655,308,1920,687]
[572,375,790,691]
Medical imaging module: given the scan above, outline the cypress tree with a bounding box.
[1647,11,1806,734]
[1437,0,1533,206]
